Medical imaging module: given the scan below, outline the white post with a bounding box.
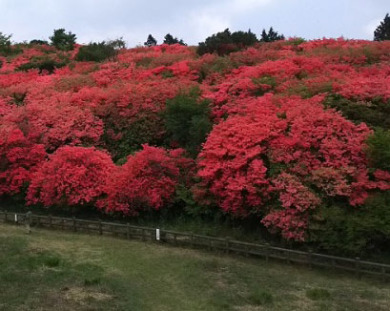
[156,229,160,241]
[14,214,18,223]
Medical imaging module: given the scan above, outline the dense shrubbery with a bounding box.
[75,41,117,62]
[163,89,212,156]
[1,36,390,255]
[197,29,258,55]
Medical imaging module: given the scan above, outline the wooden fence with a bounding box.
[1,211,389,281]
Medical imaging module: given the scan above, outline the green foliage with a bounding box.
[0,31,11,47]
[324,94,390,129]
[197,28,258,56]
[163,33,186,45]
[16,57,68,74]
[107,37,126,49]
[366,129,390,170]
[260,27,285,43]
[144,34,157,47]
[29,39,49,45]
[0,32,22,56]
[163,89,212,156]
[49,28,77,51]
[103,115,165,162]
[374,13,390,41]
[75,41,117,62]
[309,192,390,255]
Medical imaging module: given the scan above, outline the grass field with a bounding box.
[0,224,389,311]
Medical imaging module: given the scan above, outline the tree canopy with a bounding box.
[374,13,390,41]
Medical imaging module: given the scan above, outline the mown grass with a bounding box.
[0,223,389,311]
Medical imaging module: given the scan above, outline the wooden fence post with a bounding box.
[381,266,386,282]
[355,257,361,278]
[265,243,270,263]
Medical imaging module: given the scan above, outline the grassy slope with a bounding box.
[0,224,389,311]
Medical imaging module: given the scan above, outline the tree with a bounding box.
[197,28,258,56]
[29,39,49,45]
[0,32,11,47]
[163,33,186,45]
[144,34,157,47]
[374,13,390,41]
[107,37,126,49]
[75,41,117,62]
[0,32,14,56]
[49,28,77,51]
[260,27,285,42]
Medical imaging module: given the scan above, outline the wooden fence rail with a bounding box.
[1,211,389,280]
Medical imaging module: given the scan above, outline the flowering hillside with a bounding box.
[1,38,390,252]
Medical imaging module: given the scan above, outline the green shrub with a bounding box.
[324,94,390,129]
[309,191,390,255]
[197,29,258,56]
[75,41,117,62]
[163,89,212,156]
[366,129,390,170]
[16,57,68,74]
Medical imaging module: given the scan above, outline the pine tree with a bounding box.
[144,34,157,47]
[163,33,186,45]
[374,13,390,41]
[260,27,285,42]
[49,28,77,51]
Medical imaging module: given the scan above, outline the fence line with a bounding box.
[1,211,389,280]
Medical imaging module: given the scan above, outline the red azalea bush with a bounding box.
[195,94,389,240]
[0,124,46,196]
[97,145,193,215]
[26,146,115,207]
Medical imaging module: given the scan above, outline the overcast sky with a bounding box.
[0,0,388,46]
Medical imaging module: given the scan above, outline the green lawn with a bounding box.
[0,223,389,311]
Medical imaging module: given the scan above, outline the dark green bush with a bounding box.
[309,191,390,256]
[366,129,390,171]
[16,57,67,74]
[29,39,49,45]
[163,89,212,156]
[49,28,77,51]
[75,41,117,62]
[324,94,390,129]
[197,29,258,56]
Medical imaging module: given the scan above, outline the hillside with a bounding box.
[1,39,390,255]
